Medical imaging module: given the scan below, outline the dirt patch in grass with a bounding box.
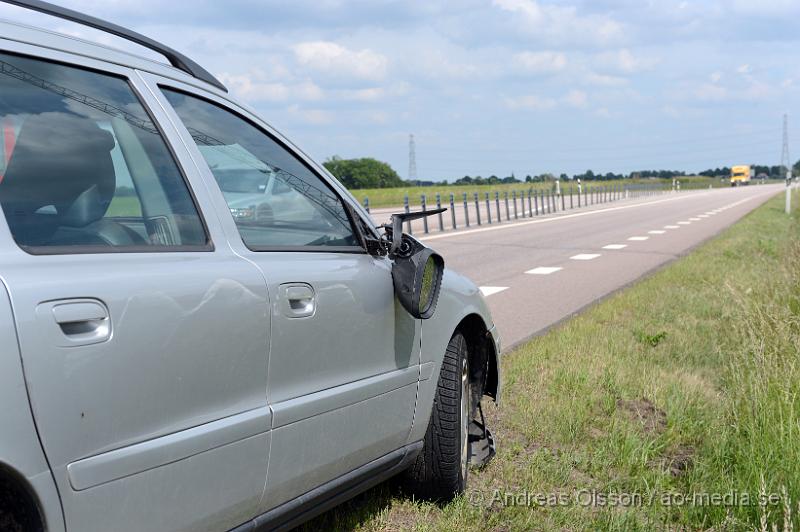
[616,398,667,435]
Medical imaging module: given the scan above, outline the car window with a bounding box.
[161,88,359,250]
[0,52,208,252]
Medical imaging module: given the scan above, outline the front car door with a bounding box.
[150,80,420,511]
[0,48,271,531]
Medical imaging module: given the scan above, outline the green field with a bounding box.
[107,195,142,217]
[351,176,728,209]
[304,189,799,531]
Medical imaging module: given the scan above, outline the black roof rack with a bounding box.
[1,0,227,92]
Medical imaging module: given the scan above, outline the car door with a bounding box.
[151,81,420,511]
[0,50,271,532]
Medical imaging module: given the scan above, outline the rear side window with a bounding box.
[161,89,359,250]
[0,53,208,252]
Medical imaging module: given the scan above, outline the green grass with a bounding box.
[352,176,727,209]
[304,189,800,531]
[107,195,141,217]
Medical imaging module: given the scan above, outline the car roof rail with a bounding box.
[1,0,227,92]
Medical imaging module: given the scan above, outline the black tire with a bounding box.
[404,331,472,501]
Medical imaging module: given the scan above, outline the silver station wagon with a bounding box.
[0,1,500,531]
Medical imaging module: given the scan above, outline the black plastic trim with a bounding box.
[245,245,365,254]
[20,244,214,255]
[0,0,227,91]
[231,441,423,532]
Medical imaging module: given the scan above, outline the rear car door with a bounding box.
[0,50,270,531]
[150,81,421,511]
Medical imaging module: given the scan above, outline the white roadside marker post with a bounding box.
[787,172,792,215]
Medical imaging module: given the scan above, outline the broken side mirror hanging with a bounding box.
[386,209,446,319]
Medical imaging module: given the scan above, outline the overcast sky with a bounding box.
[1,0,798,180]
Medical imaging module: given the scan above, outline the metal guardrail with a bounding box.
[361,182,726,235]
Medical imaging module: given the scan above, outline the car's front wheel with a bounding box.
[404,331,472,501]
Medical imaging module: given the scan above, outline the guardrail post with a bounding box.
[474,192,481,225]
[421,194,429,234]
[540,189,546,213]
[436,193,444,231]
[463,192,470,227]
[404,195,412,233]
[484,192,492,223]
[504,191,510,220]
[450,193,457,229]
[494,191,501,221]
[534,189,539,215]
[561,189,566,210]
[569,186,574,209]
[512,191,518,219]
[527,188,533,216]
[363,197,370,213]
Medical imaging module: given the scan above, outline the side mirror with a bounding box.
[391,234,444,319]
[386,210,446,319]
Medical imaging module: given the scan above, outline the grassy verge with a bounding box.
[351,176,727,209]
[306,189,800,531]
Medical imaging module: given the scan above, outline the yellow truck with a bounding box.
[730,165,753,186]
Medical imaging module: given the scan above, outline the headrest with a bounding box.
[0,113,116,244]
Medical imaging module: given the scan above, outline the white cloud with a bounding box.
[563,89,588,108]
[505,94,557,111]
[219,72,323,103]
[287,105,334,125]
[693,83,729,102]
[736,63,751,74]
[513,51,567,73]
[596,49,656,73]
[492,0,624,45]
[710,71,723,83]
[293,41,388,81]
[507,90,589,111]
[584,72,628,86]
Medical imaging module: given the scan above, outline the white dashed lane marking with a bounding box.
[648,230,666,234]
[479,286,509,297]
[689,217,701,221]
[628,236,649,241]
[664,225,679,229]
[602,244,627,250]
[526,267,563,275]
[678,221,691,225]
[570,253,601,261]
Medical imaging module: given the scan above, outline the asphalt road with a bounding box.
[418,184,783,350]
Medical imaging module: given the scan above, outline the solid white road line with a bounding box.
[525,266,563,275]
[479,286,509,297]
[570,253,601,261]
[602,244,627,250]
[628,236,649,241]
[664,225,679,229]
[648,230,666,234]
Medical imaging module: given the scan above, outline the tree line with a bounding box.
[323,156,800,190]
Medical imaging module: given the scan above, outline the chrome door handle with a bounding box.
[279,283,315,318]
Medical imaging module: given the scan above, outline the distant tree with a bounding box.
[560,173,569,181]
[794,159,800,176]
[323,156,405,189]
[525,175,532,183]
